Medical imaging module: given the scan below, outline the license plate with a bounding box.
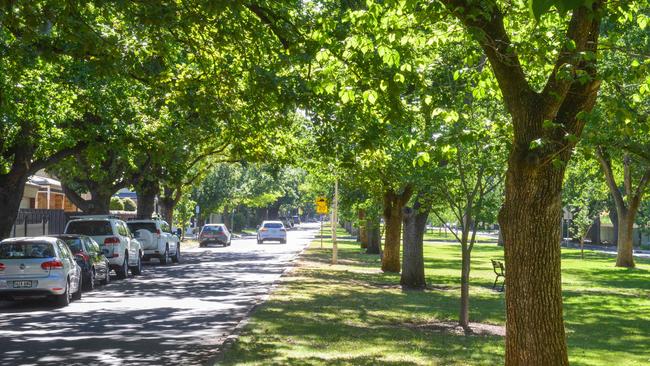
[12,280,33,288]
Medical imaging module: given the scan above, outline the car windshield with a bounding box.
[66,221,113,236]
[264,223,283,229]
[61,238,84,254]
[127,222,157,233]
[0,242,55,259]
[203,226,223,232]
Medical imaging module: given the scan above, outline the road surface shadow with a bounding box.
[0,247,299,365]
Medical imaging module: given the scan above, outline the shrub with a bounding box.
[122,198,136,211]
[110,197,124,211]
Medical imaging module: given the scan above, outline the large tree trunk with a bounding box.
[400,201,428,289]
[159,197,175,226]
[0,173,29,239]
[382,187,412,273]
[87,191,112,214]
[616,211,636,267]
[358,209,368,247]
[366,214,381,255]
[499,156,568,366]
[136,179,159,219]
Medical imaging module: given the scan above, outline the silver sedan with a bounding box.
[0,237,82,307]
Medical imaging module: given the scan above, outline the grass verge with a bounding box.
[219,229,650,366]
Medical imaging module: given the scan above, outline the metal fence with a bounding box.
[10,209,67,238]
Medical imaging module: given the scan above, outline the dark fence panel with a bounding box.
[11,209,67,238]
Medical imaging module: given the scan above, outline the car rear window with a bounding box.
[264,223,283,229]
[0,242,55,259]
[202,226,223,232]
[66,221,113,236]
[127,222,157,233]
[61,238,84,254]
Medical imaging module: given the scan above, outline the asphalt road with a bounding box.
[0,223,318,366]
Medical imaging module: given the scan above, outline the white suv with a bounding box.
[126,219,180,265]
[64,216,143,279]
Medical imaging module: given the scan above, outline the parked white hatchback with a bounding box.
[257,221,287,244]
[64,216,143,279]
[0,237,82,307]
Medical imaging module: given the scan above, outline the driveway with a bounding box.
[0,223,318,365]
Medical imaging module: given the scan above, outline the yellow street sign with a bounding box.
[315,197,328,214]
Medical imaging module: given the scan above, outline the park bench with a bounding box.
[491,259,505,292]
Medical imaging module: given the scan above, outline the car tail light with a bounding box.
[104,237,120,245]
[0,263,5,271]
[75,252,90,262]
[155,229,161,236]
[41,260,64,270]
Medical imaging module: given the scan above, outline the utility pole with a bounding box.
[332,177,338,264]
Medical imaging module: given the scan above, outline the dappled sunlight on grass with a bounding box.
[221,236,650,366]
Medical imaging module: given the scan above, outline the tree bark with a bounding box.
[616,211,636,267]
[135,179,159,219]
[359,209,368,247]
[400,200,429,289]
[499,154,569,366]
[459,244,471,327]
[381,186,413,273]
[366,213,381,255]
[0,173,29,239]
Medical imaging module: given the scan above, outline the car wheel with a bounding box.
[72,277,82,301]
[100,265,110,285]
[281,240,287,244]
[160,246,169,265]
[83,269,95,291]
[116,256,128,280]
[130,252,143,275]
[172,244,180,263]
[55,280,71,307]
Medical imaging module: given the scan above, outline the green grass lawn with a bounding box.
[218,227,650,366]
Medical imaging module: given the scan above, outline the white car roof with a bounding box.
[0,236,61,244]
[262,221,283,224]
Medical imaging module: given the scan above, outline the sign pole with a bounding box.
[332,178,338,264]
[320,214,323,248]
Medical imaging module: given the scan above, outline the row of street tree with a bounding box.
[1,1,648,365]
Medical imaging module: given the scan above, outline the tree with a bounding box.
[436,0,613,363]
[562,149,609,258]
[595,150,649,267]
[585,7,650,267]
[174,194,197,241]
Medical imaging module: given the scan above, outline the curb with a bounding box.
[206,235,314,365]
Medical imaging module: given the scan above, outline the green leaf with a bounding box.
[363,90,378,104]
[380,80,389,92]
[529,0,554,20]
[393,73,405,83]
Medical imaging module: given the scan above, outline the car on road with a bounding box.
[126,219,180,264]
[257,221,287,244]
[54,234,110,291]
[199,224,232,247]
[0,237,82,307]
[292,215,301,226]
[64,216,143,280]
